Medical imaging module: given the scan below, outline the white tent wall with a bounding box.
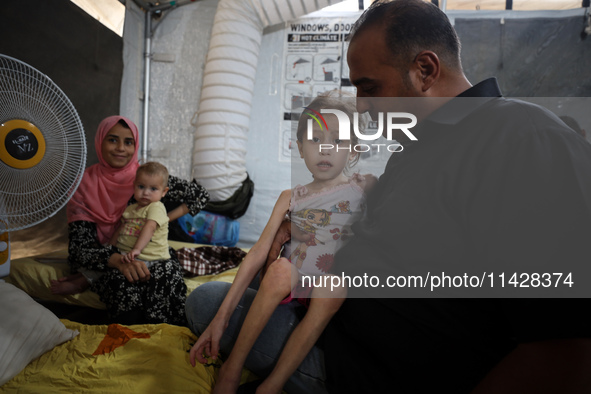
[120,0,219,179]
[238,23,292,246]
[120,1,144,132]
[120,0,345,187]
[191,0,346,202]
[119,2,589,248]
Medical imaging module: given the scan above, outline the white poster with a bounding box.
[280,16,359,161]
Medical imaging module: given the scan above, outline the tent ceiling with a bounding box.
[72,0,587,36]
[70,0,125,36]
[444,0,584,10]
[321,0,585,11]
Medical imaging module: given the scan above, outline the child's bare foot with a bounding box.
[50,273,90,295]
[212,364,242,394]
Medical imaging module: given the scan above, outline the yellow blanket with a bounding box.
[0,320,255,393]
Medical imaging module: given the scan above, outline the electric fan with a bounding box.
[0,54,87,278]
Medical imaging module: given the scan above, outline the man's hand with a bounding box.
[352,172,378,193]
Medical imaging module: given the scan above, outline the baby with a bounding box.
[110,161,170,265]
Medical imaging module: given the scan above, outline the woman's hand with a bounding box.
[122,249,140,264]
[189,316,228,367]
[108,253,150,283]
[168,203,190,222]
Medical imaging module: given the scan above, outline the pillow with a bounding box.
[0,281,79,385]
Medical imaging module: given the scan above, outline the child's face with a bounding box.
[133,172,169,207]
[297,116,357,183]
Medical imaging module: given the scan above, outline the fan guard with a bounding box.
[0,54,86,231]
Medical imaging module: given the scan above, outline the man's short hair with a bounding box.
[136,161,169,187]
[349,0,462,71]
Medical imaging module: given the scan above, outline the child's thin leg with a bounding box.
[50,272,90,295]
[213,258,297,394]
[257,281,347,394]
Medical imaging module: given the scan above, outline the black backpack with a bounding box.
[203,173,255,220]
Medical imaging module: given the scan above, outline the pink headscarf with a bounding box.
[67,116,140,244]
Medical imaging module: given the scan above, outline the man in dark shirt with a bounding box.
[269,0,591,392]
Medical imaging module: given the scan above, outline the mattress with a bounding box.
[5,240,241,310]
[0,319,256,393]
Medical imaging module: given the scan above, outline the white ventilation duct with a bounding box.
[192,0,344,201]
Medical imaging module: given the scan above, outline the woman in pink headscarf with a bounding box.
[51,116,209,325]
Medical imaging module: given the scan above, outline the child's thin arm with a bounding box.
[189,189,292,366]
[123,219,157,263]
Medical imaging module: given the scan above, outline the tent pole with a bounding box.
[141,8,151,163]
[132,0,196,163]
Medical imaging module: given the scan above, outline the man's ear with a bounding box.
[412,51,440,92]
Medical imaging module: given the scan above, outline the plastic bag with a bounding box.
[177,210,240,247]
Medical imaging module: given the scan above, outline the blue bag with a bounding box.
[177,210,240,247]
